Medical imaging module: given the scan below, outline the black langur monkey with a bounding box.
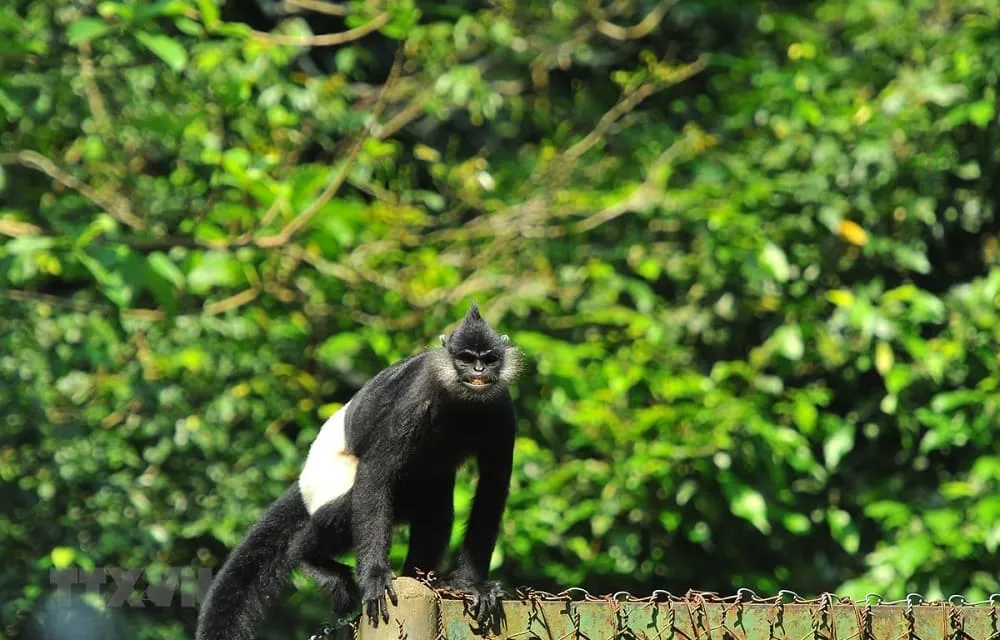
[195,304,521,640]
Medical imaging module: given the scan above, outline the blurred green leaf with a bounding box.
[148,252,185,290]
[760,243,790,282]
[50,547,76,570]
[187,251,244,293]
[823,422,855,471]
[730,488,770,534]
[67,18,112,44]
[135,31,188,71]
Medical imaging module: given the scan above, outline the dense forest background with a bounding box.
[2,0,999,638]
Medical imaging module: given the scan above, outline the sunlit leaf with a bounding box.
[760,242,790,282]
[823,423,854,470]
[67,18,112,45]
[730,488,770,534]
[837,220,869,246]
[51,547,76,569]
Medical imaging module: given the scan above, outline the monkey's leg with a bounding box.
[290,495,360,619]
[441,429,513,632]
[300,558,360,616]
[402,474,456,578]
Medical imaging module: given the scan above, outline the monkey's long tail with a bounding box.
[195,484,309,640]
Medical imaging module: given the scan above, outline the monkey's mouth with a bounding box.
[463,377,491,388]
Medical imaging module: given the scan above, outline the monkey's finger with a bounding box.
[480,598,493,623]
[386,584,399,607]
[478,592,498,624]
[379,595,391,624]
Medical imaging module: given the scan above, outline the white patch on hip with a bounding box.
[299,402,358,515]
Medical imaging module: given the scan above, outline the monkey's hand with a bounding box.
[440,573,506,628]
[359,566,398,627]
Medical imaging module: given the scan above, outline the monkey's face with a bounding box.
[452,349,504,391]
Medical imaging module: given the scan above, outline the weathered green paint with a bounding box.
[434,600,999,640]
[357,581,999,640]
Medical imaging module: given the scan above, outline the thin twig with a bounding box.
[349,178,398,204]
[251,12,390,47]
[595,0,677,41]
[451,55,706,240]
[3,286,262,319]
[2,150,145,230]
[375,100,425,140]
[78,42,109,130]
[562,56,706,166]
[282,0,348,15]
[203,288,259,315]
[0,289,165,320]
[0,219,44,237]
[232,194,287,246]
[565,83,657,161]
[282,244,360,283]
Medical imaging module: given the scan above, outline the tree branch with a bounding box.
[575,139,685,232]
[374,100,425,140]
[251,12,390,47]
[203,288,259,315]
[282,0,348,15]
[0,219,44,237]
[2,150,145,230]
[78,42,110,130]
[595,0,678,41]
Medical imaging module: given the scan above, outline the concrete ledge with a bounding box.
[356,577,440,640]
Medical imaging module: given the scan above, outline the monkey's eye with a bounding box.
[456,352,476,364]
[481,353,500,365]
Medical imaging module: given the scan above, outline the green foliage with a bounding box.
[2,0,999,638]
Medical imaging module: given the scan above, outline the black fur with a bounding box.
[195,486,309,640]
[195,304,520,639]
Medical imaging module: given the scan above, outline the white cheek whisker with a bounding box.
[500,347,524,383]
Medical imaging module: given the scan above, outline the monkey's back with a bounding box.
[343,351,440,453]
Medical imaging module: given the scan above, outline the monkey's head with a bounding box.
[437,303,521,400]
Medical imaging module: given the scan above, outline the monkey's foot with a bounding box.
[439,575,506,630]
[330,579,361,618]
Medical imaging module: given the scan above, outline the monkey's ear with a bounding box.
[501,334,510,345]
[439,334,448,347]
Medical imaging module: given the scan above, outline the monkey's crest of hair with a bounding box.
[445,303,493,351]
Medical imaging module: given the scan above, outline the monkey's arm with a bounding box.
[444,402,515,624]
[351,458,399,626]
[455,440,512,581]
[402,473,456,577]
